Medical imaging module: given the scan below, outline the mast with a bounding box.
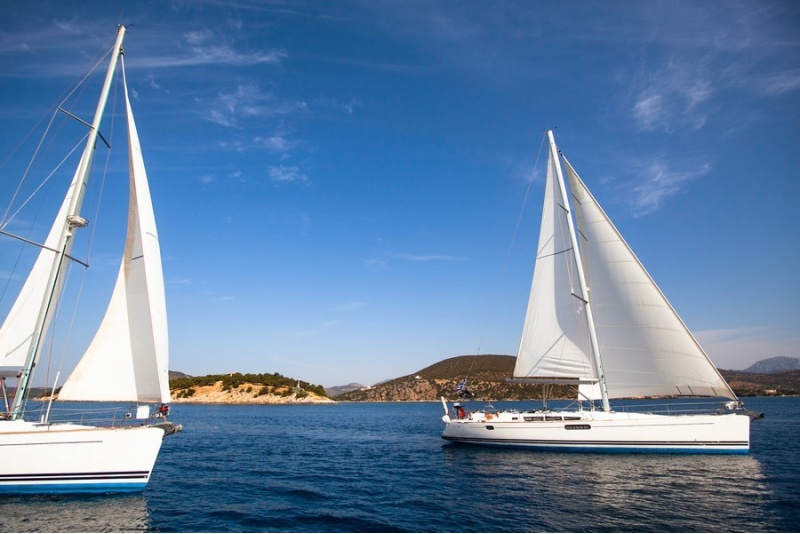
[546,130,611,412]
[9,26,127,419]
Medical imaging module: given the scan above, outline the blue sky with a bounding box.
[1,1,798,388]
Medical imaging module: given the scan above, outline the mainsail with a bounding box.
[58,58,170,404]
[513,135,735,402]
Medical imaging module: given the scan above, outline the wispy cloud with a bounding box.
[135,29,287,69]
[630,64,714,133]
[203,84,307,128]
[622,3,800,133]
[363,253,464,270]
[756,71,800,97]
[364,258,388,270]
[268,165,308,185]
[395,253,464,262]
[628,159,711,216]
[332,301,367,312]
[254,122,298,154]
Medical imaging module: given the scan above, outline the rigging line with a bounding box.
[0,110,60,226]
[0,127,90,309]
[0,133,90,232]
[465,130,548,383]
[57,41,115,116]
[1,40,114,226]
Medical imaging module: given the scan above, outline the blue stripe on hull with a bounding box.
[0,482,147,494]
[0,471,151,494]
[442,436,749,454]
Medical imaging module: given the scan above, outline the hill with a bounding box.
[169,372,333,404]
[334,355,800,402]
[335,355,571,402]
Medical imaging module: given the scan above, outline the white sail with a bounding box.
[0,196,71,370]
[58,64,170,404]
[513,145,597,382]
[562,156,735,400]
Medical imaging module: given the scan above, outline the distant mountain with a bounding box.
[325,383,365,397]
[741,357,800,374]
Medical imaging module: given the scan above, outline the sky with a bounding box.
[0,0,798,389]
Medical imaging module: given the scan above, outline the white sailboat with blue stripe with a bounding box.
[0,25,181,493]
[441,130,756,453]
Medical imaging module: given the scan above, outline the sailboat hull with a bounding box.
[0,420,167,493]
[442,409,750,453]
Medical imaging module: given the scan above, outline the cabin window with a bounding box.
[565,424,591,430]
[485,425,494,430]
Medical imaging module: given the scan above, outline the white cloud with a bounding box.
[396,253,464,262]
[628,160,711,216]
[254,126,298,153]
[364,258,388,270]
[204,85,306,129]
[630,63,714,133]
[332,301,367,312]
[268,165,308,185]
[633,93,665,132]
[179,28,287,67]
[757,71,800,97]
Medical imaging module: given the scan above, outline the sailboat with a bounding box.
[0,25,181,493]
[441,130,755,453]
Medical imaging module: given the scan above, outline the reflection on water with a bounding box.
[442,446,773,532]
[0,493,150,533]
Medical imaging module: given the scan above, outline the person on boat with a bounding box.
[454,403,466,419]
[158,404,170,418]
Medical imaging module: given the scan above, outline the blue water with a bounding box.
[1,397,798,532]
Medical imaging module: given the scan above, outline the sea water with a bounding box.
[0,396,797,532]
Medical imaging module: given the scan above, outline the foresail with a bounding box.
[58,69,170,404]
[562,157,736,400]
[513,147,597,383]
